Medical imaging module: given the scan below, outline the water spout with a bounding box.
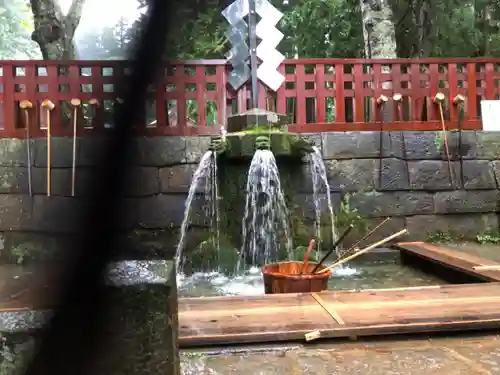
[309,146,338,255]
[175,151,218,272]
[239,149,292,268]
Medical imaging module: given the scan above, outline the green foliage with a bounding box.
[336,193,366,232]
[0,0,40,59]
[0,335,35,375]
[427,230,500,244]
[476,231,500,244]
[434,131,458,151]
[128,0,500,61]
[10,243,37,265]
[427,231,455,243]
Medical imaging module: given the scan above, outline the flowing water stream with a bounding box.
[238,149,292,268]
[309,146,338,256]
[175,151,219,272]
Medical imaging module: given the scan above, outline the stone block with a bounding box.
[32,196,86,234]
[114,228,187,261]
[301,133,322,152]
[287,163,316,194]
[462,160,497,189]
[403,131,477,160]
[375,158,409,190]
[325,159,376,192]
[408,160,461,190]
[92,260,180,375]
[405,214,498,241]
[434,190,499,214]
[132,137,187,166]
[0,139,33,167]
[0,231,70,264]
[0,195,34,231]
[475,131,500,159]
[33,138,73,167]
[124,167,160,196]
[350,191,434,217]
[159,165,198,193]
[125,194,208,229]
[34,166,158,197]
[291,192,342,220]
[33,168,70,196]
[76,136,110,167]
[380,131,405,158]
[322,132,380,159]
[491,161,500,187]
[0,167,30,194]
[185,136,212,163]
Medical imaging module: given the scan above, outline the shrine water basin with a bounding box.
[177,249,447,298]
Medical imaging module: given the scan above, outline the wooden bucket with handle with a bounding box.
[262,239,331,294]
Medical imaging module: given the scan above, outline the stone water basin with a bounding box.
[178,249,447,298]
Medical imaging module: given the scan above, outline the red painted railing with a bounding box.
[0,58,498,138]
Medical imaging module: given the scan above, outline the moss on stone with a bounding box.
[221,131,313,159]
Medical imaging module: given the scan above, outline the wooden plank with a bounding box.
[179,283,500,347]
[392,242,500,281]
[311,292,345,325]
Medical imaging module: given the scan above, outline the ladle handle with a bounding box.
[301,239,316,274]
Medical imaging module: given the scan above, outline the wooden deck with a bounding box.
[2,243,500,348]
[392,242,500,282]
[179,243,500,347]
[179,282,500,347]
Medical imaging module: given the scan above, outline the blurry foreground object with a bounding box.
[17,0,180,374]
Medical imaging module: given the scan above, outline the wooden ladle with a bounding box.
[300,239,316,275]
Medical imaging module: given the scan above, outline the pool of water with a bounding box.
[178,250,445,297]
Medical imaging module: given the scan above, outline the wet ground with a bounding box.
[181,333,500,374]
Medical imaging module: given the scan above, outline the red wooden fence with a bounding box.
[0,58,498,138]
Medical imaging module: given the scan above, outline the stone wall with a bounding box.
[0,131,499,263]
[314,131,500,243]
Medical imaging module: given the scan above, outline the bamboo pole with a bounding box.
[41,100,55,197]
[433,93,455,187]
[19,100,33,196]
[316,229,408,275]
[70,98,81,197]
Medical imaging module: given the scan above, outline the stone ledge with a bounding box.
[0,139,33,167]
[403,131,478,160]
[0,261,180,375]
[322,132,403,160]
[434,190,499,214]
[408,160,461,190]
[325,159,376,192]
[350,191,435,218]
[405,213,498,240]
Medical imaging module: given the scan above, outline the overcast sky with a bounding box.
[58,0,142,34]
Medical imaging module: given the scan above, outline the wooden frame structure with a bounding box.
[0,58,499,137]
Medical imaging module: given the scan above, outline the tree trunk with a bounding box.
[416,0,433,57]
[360,0,398,59]
[30,0,85,59]
[359,0,397,122]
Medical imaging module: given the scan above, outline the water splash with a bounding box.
[239,149,292,268]
[175,151,218,272]
[309,146,338,255]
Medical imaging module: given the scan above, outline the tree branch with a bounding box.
[64,0,86,39]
